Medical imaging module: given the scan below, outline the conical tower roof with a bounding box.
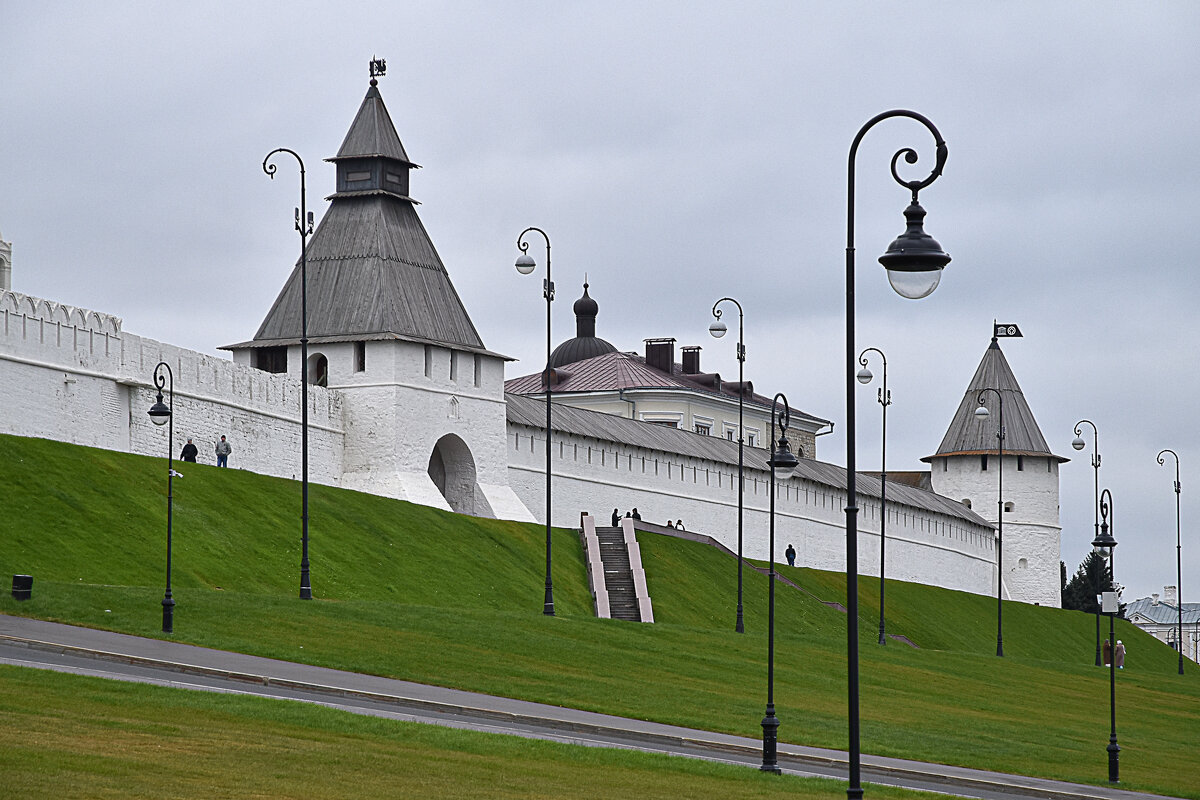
[923,337,1067,462]
[225,77,495,355]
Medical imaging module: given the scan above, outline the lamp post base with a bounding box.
[1107,738,1120,783]
[161,595,175,634]
[736,604,745,634]
[760,708,781,774]
[543,584,555,617]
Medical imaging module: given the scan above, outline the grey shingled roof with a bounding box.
[332,82,417,165]
[225,83,485,352]
[1126,597,1200,625]
[506,392,988,526]
[924,338,1067,462]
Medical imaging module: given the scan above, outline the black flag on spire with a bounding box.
[993,322,1023,338]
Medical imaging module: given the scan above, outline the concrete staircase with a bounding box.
[580,515,654,622]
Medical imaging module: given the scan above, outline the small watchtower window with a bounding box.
[254,346,287,374]
[1004,501,1014,513]
[347,171,370,182]
[1017,455,1024,471]
[473,354,482,387]
[354,341,366,372]
[981,454,988,471]
[424,345,433,378]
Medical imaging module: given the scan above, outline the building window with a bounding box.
[981,454,989,471]
[347,171,370,182]
[473,354,482,387]
[424,345,433,378]
[747,432,757,447]
[726,429,736,441]
[354,341,366,372]
[308,353,329,387]
[253,346,288,374]
[942,458,948,472]
[1004,501,1014,513]
[1017,455,1024,471]
[450,350,458,381]
[695,423,711,436]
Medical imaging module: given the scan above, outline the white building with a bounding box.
[1126,587,1200,663]
[0,68,1065,606]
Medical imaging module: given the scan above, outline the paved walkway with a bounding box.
[0,614,1186,800]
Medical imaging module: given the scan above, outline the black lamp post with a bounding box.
[148,362,175,633]
[762,392,799,774]
[711,297,747,633]
[975,388,1005,657]
[1094,489,1120,783]
[516,226,556,616]
[1072,420,1103,666]
[264,148,315,601]
[1156,448,1185,675]
[856,348,890,646]
[844,110,950,800]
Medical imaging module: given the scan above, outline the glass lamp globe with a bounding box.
[878,200,951,300]
[148,398,171,426]
[708,320,727,339]
[769,437,800,480]
[886,269,942,300]
[974,405,990,420]
[515,253,536,275]
[1072,435,1086,451]
[856,366,873,385]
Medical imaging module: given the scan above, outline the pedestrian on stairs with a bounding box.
[612,508,620,526]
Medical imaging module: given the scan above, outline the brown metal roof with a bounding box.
[924,338,1067,462]
[505,393,986,526]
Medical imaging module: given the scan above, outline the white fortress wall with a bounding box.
[507,422,997,598]
[0,289,345,484]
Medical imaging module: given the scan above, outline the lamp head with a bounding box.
[769,434,799,480]
[878,200,951,300]
[974,405,990,420]
[708,320,727,339]
[1092,519,1117,550]
[1072,435,1086,451]
[856,366,873,385]
[148,393,171,426]
[515,253,536,275]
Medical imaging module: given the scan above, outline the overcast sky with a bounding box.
[4,2,1199,604]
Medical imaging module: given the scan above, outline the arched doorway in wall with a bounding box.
[428,433,492,517]
[307,353,329,387]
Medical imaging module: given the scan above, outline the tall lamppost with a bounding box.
[1156,448,1185,675]
[761,392,799,774]
[1094,489,1120,783]
[147,362,176,633]
[710,297,747,633]
[856,348,890,646]
[264,148,315,600]
[1072,420,1103,666]
[844,110,950,800]
[516,226,556,616]
[975,388,1005,657]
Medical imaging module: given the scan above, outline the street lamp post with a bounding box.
[1156,449,1184,676]
[516,226,556,616]
[1094,489,1120,783]
[857,348,891,646]
[147,362,176,633]
[711,297,747,633]
[761,393,799,774]
[1072,420,1103,666]
[844,110,950,800]
[975,388,1005,657]
[264,148,315,601]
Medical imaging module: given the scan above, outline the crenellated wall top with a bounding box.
[0,289,123,336]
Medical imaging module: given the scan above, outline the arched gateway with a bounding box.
[428,433,491,517]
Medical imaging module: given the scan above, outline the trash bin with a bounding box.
[11,574,32,601]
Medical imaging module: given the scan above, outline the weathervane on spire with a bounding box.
[369,57,387,85]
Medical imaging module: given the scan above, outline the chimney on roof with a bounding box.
[645,338,675,374]
[1165,585,1178,606]
[1152,593,1160,606]
[681,346,701,375]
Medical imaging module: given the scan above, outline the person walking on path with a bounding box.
[1103,638,1112,667]
[785,544,796,567]
[612,508,620,527]
[215,435,232,468]
[180,439,198,463]
[1115,640,1126,668]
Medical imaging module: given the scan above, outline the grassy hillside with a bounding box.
[1,433,1197,797]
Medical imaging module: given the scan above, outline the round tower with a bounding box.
[924,336,1066,607]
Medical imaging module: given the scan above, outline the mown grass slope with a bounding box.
[1,433,1197,797]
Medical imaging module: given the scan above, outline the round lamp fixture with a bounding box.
[515,253,536,275]
[878,200,951,300]
[1072,435,1086,451]
[769,436,799,481]
[974,405,990,420]
[148,395,171,426]
[856,366,873,385]
[709,320,728,338]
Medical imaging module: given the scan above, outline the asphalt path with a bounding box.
[0,616,1186,800]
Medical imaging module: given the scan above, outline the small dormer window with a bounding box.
[347,171,371,182]
[386,172,402,183]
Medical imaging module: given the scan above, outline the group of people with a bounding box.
[179,435,233,468]
[608,508,686,530]
[1102,638,1127,668]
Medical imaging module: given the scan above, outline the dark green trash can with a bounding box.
[12,574,32,601]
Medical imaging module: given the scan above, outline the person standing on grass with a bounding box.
[1115,640,1125,668]
[785,543,796,567]
[1103,638,1112,667]
[180,438,198,463]
[215,435,232,468]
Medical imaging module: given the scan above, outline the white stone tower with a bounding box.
[225,69,533,522]
[923,336,1065,606]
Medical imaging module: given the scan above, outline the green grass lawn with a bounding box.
[2,433,1198,797]
[0,665,957,800]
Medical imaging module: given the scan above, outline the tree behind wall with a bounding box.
[1061,550,1110,614]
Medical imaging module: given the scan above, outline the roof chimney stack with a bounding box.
[681,346,701,375]
[1164,585,1178,606]
[644,338,675,374]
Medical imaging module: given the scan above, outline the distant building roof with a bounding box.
[224,77,489,355]
[924,337,1067,462]
[1126,597,1200,625]
[548,281,617,367]
[506,393,986,526]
